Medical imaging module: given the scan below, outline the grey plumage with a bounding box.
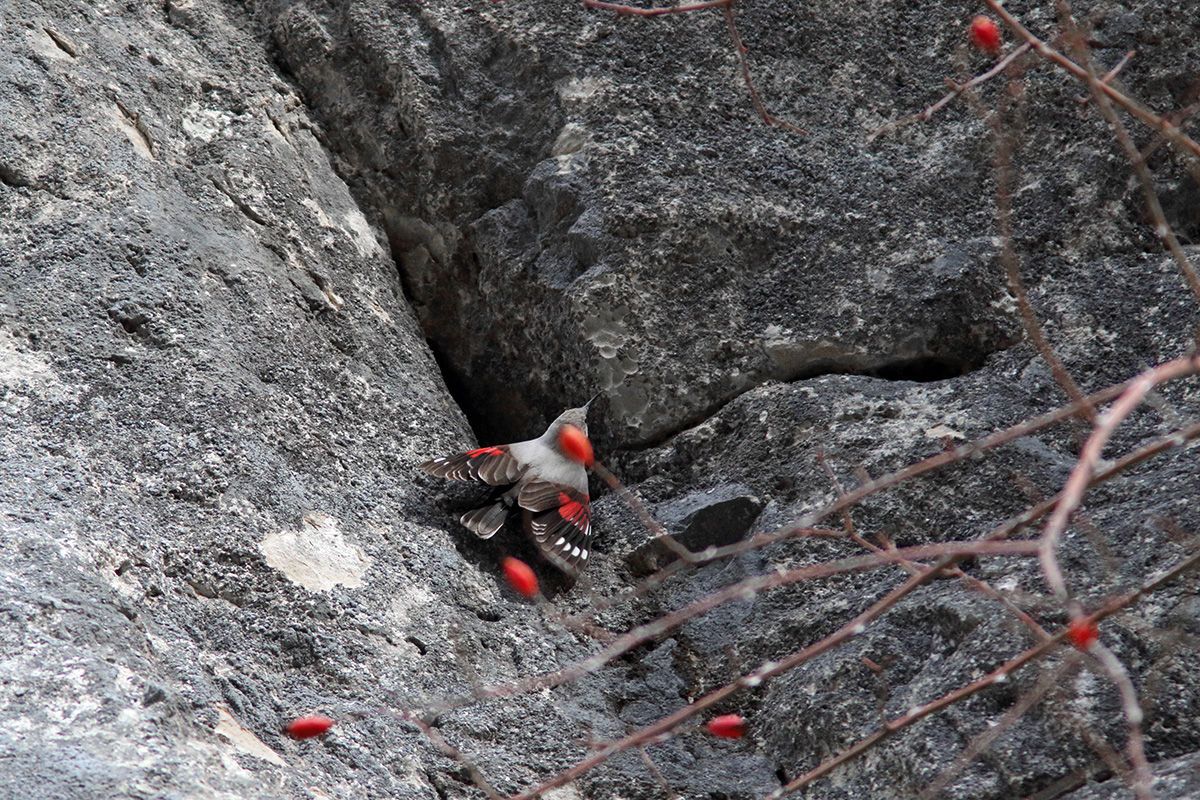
[419,406,594,574]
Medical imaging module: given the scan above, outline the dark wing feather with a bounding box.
[419,445,524,486]
[459,500,510,539]
[520,480,592,575]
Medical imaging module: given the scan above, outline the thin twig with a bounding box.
[983,0,1200,161]
[869,42,1033,141]
[567,399,1200,660]
[1077,50,1134,104]
[821,452,1050,637]
[511,554,965,800]
[485,541,1039,705]
[637,745,680,799]
[389,710,505,800]
[1052,0,1200,319]
[582,0,731,16]
[683,380,1130,564]
[768,545,1200,799]
[988,51,1096,418]
[816,451,880,558]
[567,379,1136,634]
[592,461,693,561]
[769,624,1068,799]
[1040,355,1200,601]
[581,0,804,132]
[722,3,805,133]
[916,654,1082,800]
[1088,641,1153,800]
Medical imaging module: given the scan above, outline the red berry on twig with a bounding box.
[1067,619,1099,650]
[706,714,748,739]
[287,715,335,739]
[970,15,1002,55]
[502,556,539,598]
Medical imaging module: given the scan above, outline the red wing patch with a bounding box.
[524,486,592,575]
[419,444,523,486]
[556,492,588,528]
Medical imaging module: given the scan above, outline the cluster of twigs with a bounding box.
[368,2,1200,798]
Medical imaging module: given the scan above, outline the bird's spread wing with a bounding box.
[419,445,524,486]
[519,480,592,575]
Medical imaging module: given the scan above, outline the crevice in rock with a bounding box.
[422,339,497,442]
[246,1,1018,455]
[42,26,79,58]
[0,163,30,188]
[770,350,984,386]
[865,355,972,382]
[618,346,999,452]
[245,2,573,443]
[208,175,268,226]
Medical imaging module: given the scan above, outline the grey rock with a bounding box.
[1059,750,1200,800]
[656,484,765,551]
[5,0,1200,798]
[625,484,764,576]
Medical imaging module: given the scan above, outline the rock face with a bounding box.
[2,0,1200,798]
[246,0,1035,446]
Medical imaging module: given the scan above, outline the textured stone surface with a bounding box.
[0,0,597,797]
[1060,751,1200,800]
[244,0,1200,446]
[244,0,1039,445]
[3,0,1200,798]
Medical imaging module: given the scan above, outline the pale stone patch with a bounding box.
[0,336,76,401]
[924,423,965,440]
[342,208,382,258]
[543,784,584,800]
[214,707,287,767]
[260,512,370,591]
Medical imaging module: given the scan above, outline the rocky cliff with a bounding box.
[2,0,1199,798]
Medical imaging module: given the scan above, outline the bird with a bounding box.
[419,406,593,575]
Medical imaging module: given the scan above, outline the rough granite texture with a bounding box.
[2,0,1199,798]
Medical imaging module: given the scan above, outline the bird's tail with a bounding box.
[460,501,509,539]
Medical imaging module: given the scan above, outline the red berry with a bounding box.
[502,556,539,598]
[1067,619,1099,650]
[557,424,594,468]
[286,715,335,739]
[970,15,1002,55]
[706,714,748,739]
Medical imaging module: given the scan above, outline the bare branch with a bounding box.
[1040,355,1200,601]
[983,0,1200,161]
